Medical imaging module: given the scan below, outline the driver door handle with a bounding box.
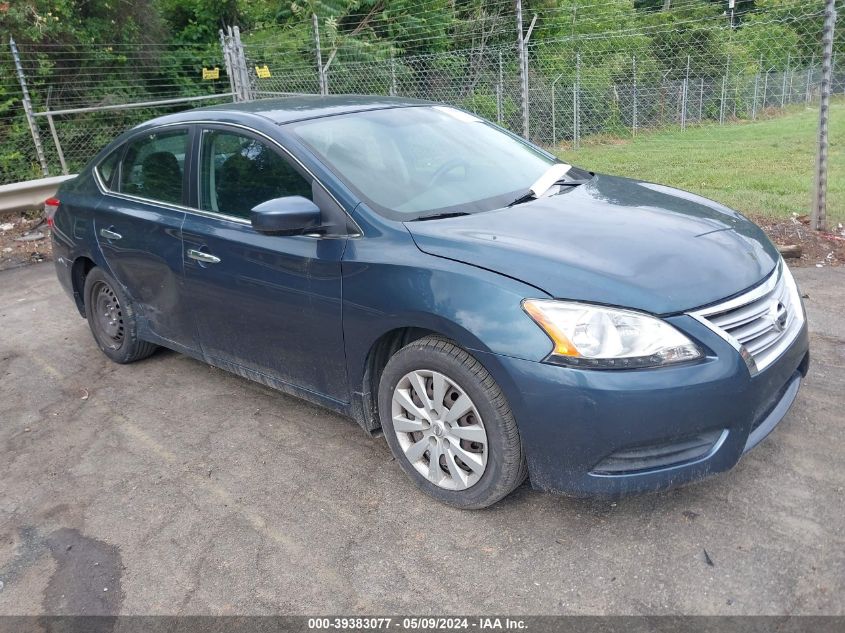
[187,249,221,264]
[99,228,122,240]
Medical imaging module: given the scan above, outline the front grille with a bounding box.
[690,262,804,374]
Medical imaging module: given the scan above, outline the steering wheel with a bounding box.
[427,158,470,188]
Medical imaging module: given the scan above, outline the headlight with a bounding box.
[523,299,702,369]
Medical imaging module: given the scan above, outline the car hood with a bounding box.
[404,174,779,314]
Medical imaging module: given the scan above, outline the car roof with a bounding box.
[139,95,435,128]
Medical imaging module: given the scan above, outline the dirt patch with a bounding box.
[0,212,52,272]
[752,214,845,268]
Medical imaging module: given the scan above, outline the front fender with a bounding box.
[341,227,555,407]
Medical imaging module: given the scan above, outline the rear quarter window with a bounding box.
[96,149,120,189]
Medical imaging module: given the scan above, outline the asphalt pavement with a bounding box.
[1,262,843,615]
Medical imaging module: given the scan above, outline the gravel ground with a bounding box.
[0,262,843,616]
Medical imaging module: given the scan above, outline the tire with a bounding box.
[378,335,527,509]
[83,267,157,364]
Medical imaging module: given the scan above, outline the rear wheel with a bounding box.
[378,335,527,509]
[83,267,157,364]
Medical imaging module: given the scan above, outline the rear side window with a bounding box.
[199,129,312,219]
[119,130,189,205]
[96,150,119,188]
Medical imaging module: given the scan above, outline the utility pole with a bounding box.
[812,0,837,231]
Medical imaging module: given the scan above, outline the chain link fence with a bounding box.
[1,39,235,184]
[2,1,841,223]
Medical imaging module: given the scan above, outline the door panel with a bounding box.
[94,127,196,349]
[95,199,191,345]
[181,219,348,401]
[180,125,348,401]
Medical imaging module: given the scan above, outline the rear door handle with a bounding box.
[99,228,122,240]
[187,249,221,264]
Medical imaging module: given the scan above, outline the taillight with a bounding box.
[44,197,60,227]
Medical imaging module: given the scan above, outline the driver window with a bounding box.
[200,129,312,219]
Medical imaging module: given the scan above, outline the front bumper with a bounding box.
[476,314,809,497]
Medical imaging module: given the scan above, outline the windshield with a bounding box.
[289,106,560,220]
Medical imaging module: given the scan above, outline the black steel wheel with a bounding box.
[83,267,157,363]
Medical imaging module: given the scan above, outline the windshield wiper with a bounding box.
[411,211,471,221]
[507,192,536,207]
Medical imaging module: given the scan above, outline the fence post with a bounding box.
[232,26,252,101]
[226,26,250,102]
[788,57,795,105]
[45,111,68,175]
[9,37,49,176]
[752,54,762,120]
[390,53,397,97]
[312,13,327,96]
[551,72,566,145]
[720,55,730,124]
[762,68,769,112]
[782,53,790,107]
[632,55,637,136]
[496,50,503,125]
[698,77,704,122]
[43,83,68,174]
[219,29,238,102]
[681,54,690,130]
[516,0,529,138]
[225,27,240,101]
[551,76,556,144]
[806,53,815,105]
[812,0,837,232]
[573,52,580,149]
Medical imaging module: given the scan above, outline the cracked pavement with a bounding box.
[1,262,843,615]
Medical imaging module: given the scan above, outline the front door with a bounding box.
[180,126,349,402]
[94,127,196,349]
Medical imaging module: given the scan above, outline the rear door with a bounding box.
[94,126,197,350]
[180,124,350,401]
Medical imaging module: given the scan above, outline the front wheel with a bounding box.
[378,336,527,509]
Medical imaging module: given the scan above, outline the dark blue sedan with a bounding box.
[49,96,809,508]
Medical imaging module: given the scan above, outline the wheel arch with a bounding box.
[350,313,510,434]
[70,255,98,317]
[353,326,443,433]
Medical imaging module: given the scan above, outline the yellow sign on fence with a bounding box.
[202,67,219,80]
[255,65,272,79]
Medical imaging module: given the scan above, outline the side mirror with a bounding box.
[250,196,321,235]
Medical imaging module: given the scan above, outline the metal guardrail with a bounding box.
[0,174,76,216]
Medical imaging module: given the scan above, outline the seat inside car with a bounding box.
[214,148,308,217]
[140,151,182,204]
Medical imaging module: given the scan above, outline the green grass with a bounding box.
[554,101,845,224]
